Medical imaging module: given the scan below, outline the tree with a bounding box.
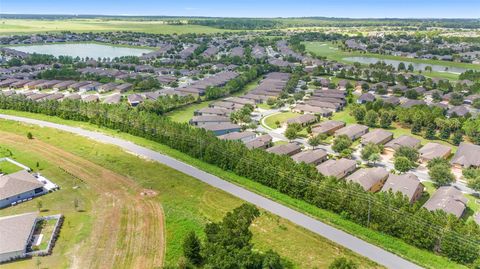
[308,135,322,149]
[285,123,301,141]
[394,156,413,173]
[27,132,33,139]
[364,110,378,127]
[398,62,406,71]
[394,146,419,163]
[183,231,202,265]
[379,111,392,128]
[74,198,80,211]
[424,123,436,140]
[411,122,422,134]
[452,131,463,146]
[36,200,43,212]
[352,106,366,122]
[329,257,358,269]
[467,177,480,192]
[332,135,352,153]
[428,163,455,187]
[463,118,480,145]
[368,153,381,165]
[361,143,382,162]
[405,89,419,100]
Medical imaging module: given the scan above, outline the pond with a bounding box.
[343,56,468,74]
[8,43,154,59]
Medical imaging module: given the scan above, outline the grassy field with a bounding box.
[0,160,23,174]
[263,111,299,129]
[0,109,468,269]
[0,19,232,35]
[304,41,480,80]
[0,118,382,269]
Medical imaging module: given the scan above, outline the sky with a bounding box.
[1,0,480,18]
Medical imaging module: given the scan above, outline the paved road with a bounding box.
[0,114,422,269]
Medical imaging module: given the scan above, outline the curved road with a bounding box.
[0,114,422,269]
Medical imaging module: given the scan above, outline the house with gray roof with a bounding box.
[0,170,46,208]
[266,143,302,156]
[418,143,451,162]
[190,116,231,126]
[218,131,256,143]
[334,124,369,140]
[361,129,393,145]
[311,120,345,135]
[451,142,480,168]
[381,173,424,203]
[286,114,317,126]
[357,93,375,104]
[292,104,333,117]
[245,134,272,150]
[0,212,38,263]
[127,94,144,106]
[423,186,467,218]
[103,94,121,104]
[291,149,328,165]
[346,167,389,192]
[384,135,421,152]
[200,123,241,136]
[316,158,356,179]
[447,106,470,118]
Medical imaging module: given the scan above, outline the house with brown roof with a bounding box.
[384,135,421,153]
[316,158,356,179]
[291,149,328,165]
[381,173,424,203]
[266,143,302,156]
[286,114,317,126]
[292,104,333,117]
[451,142,480,168]
[423,186,467,218]
[245,134,272,150]
[334,124,369,140]
[418,143,451,162]
[218,131,256,143]
[361,129,393,145]
[312,120,345,135]
[346,167,389,192]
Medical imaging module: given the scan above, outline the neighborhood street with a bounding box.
[0,113,423,269]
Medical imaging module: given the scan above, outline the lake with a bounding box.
[8,43,154,59]
[343,56,468,74]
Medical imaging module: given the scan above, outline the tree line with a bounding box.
[0,95,478,265]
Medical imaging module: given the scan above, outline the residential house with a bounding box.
[357,93,375,104]
[423,186,467,218]
[266,143,302,156]
[127,94,144,106]
[286,114,317,126]
[451,142,480,168]
[194,107,229,117]
[291,149,328,165]
[201,123,242,136]
[103,94,121,104]
[334,124,369,140]
[384,135,421,152]
[447,106,470,118]
[0,212,38,263]
[218,131,256,143]
[361,129,393,145]
[0,170,47,208]
[418,143,451,162]
[346,167,389,192]
[381,173,424,203]
[292,104,333,117]
[190,116,231,126]
[245,134,272,149]
[316,158,356,179]
[312,120,346,135]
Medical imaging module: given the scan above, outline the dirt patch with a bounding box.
[141,189,158,197]
[0,132,165,269]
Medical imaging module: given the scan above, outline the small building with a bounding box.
[292,104,333,117]
[201,123,242,136]
[384,135,421,152]
[316,158,356,179]
[357,93,375,104]
[127,94,144,106]
[451,142,480,168]
[0,170,48,208]
[194,107,229,117]
[447,106,470,118]
[103,94,122,104]
[312,120,346,135]
[286,114,317,126]
[218,131,256,143]
[418,143,451,162]
[190,116,231,126]
[361,129,393,145]
[291,149,328,165]
[245,134,272,150]
[334,124,369,140]
[0,212,38,263]
[381,173,424,203]
[346,167,389,192]
[266,143,302,156]
[423,186,467,218]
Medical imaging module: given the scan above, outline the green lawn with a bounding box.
[0,109,468,269]
[0,19,232,35]
[0,160,23,174]
[304,41,480,80]
[263,111,299,129]
[0,117,381,269]
[36,218,58,250]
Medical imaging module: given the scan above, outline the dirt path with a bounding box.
[0,131,165,269]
